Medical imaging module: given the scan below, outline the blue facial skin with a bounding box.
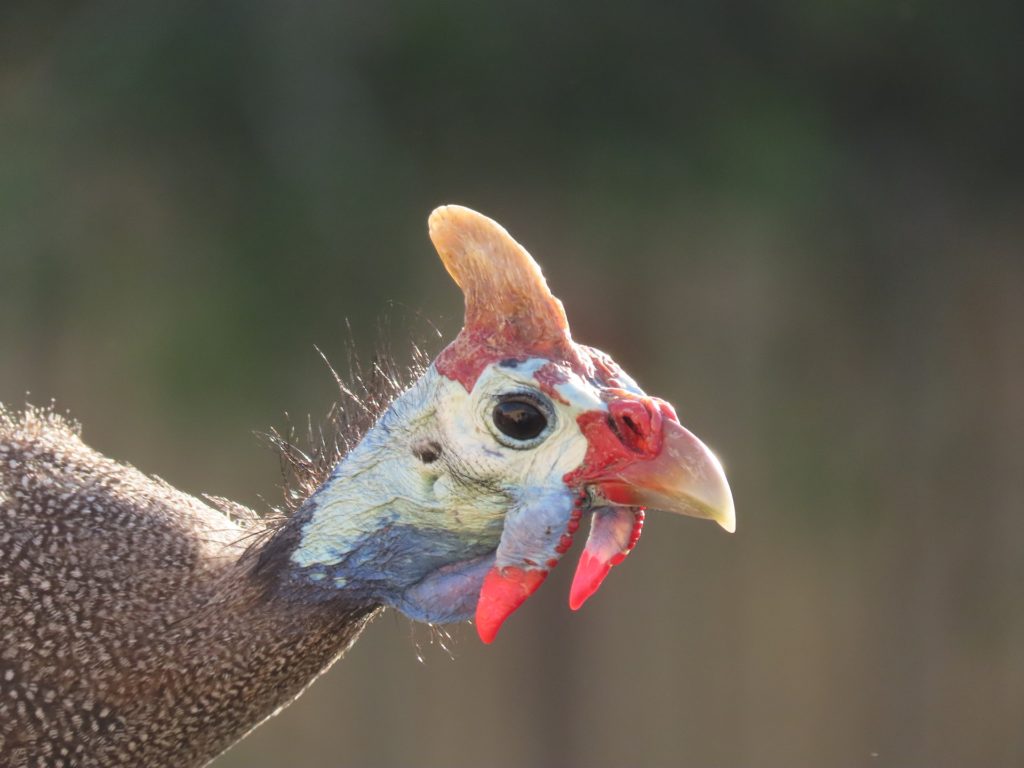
[277,503,498,623]
[492,486,575,570]
[398,552,495,623]
[267,362,583,623]
[273,481,581,623]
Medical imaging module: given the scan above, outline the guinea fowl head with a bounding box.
[283,205,734,643]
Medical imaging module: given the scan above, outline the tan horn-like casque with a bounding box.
[429,205,572,352]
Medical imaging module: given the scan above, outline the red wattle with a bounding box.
[568,507,644,611]
[569,550,612,610]
[475,566,548,644]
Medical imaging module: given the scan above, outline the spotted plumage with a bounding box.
[0,205,734,767]
[0,407,374,767]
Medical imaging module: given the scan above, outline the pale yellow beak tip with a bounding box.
[709,456,737,533]
[716,499,737,533]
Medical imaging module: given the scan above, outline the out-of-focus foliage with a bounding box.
[2,2,1022,766]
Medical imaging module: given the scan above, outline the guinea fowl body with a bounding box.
[0,206,736,767]
[0,409,375,767]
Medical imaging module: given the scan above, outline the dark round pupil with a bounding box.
[492,400,547,441]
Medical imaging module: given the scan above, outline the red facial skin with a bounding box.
[437,334,674,642]
[475,567,547,644]
[435,327,579,393]
[532,361,570,405]
[473,490,587,644]
[434,324,634,397]
[562,395,677,610]
[563,394,678,498]
[568,507,644,611]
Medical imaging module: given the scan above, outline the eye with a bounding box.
[491,395,551,447]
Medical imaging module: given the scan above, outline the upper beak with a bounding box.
[475,402,735,641]
[593,419,736,533]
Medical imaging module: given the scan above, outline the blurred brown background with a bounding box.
[2,2,1023,766]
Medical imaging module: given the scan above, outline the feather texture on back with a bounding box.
[0,406,374,767]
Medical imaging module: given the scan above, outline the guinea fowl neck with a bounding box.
[248,405,446,609]
[147,535,381,767]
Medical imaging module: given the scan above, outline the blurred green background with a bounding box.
[2,2,1023,766]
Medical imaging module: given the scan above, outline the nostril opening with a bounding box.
[621,415,642,437]
[606,399,662,456]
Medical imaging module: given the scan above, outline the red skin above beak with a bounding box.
[426,206,735,642]
[566,397,735,611]
[474,393,735,643]
[575,397,736,531]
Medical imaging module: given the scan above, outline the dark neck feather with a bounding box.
[156,559,379,767]
[0,407,379,768]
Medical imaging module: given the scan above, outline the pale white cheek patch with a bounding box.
[286,355,638,632]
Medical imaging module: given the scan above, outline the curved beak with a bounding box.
[593,420,736,533]
[476,403,736,642]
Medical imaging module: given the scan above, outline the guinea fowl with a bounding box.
[0,205,735,768]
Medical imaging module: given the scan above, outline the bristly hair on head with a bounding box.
[264,314,439,517]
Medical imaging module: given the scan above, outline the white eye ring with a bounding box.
[485,390,556,450]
